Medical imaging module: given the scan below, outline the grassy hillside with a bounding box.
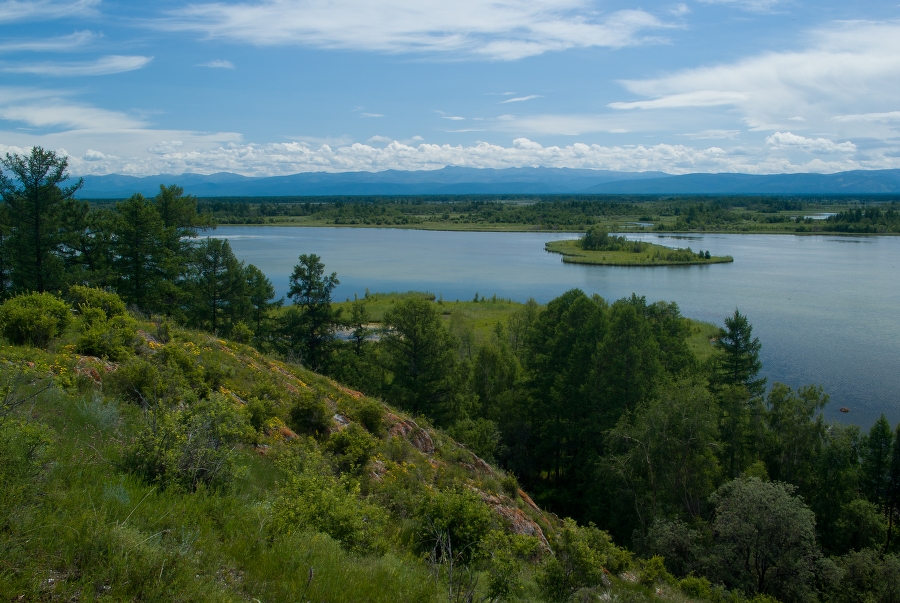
[0,290,739,603]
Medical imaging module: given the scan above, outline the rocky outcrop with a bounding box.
[384,413,435,454]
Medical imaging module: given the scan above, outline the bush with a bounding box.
[67,285,127,318]
[327,423,377,473]
[416,487,495,565]
[289,392,332,437]
[270,464,386,553]
[76,309,138,361]
[350,397,384,434]
[124,394,253,492]
[0,292,71,348]
[679,575,713,598]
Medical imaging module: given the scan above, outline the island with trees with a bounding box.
[2,147,900,603]
[545,225,734,266]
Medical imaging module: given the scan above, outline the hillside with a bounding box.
[0,289,707,603]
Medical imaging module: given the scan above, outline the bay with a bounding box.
[212,226,900,428]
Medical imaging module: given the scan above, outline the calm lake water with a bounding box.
[213,226,900,429]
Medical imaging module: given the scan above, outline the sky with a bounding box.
[1,0,899,177]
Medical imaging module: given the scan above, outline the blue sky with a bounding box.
[1,0,899,176]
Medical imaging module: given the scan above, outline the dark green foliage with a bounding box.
[708,477,820,601]
[349,396,384,434]
[0,147,82,292]
[863,415,895,512]
[289,391,333,437]
[715,309,765,397]
[67,284,127,317]
[111,193,170,310]
[187,237,245,335]
[0,291,71,347]
[382,297,460,419]
[285,253,340,370]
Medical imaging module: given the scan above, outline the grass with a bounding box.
[544,239,734,266]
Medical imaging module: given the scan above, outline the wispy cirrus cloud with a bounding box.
[196,59,234,69]
[696,0,784,13]
[0,86,146,130]
[3,55,153,76]
[158,0,670,61]
[501,94,542,104]
[0,31,97,52]
[607,21,900,141]
[0,0,99,23]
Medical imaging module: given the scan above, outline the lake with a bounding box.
[212,226,900,429]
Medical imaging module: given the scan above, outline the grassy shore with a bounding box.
[544,239,734,266]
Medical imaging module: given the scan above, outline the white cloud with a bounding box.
[197,59,234,69]
[366,135,392,144]
[697,0,783,12]
[6,132,895,178]
[442,116,465,120]
[610,90,747,110]
[686,129,741,139]
[501,94,542,104]
[0,0,99,23]
[160,1,670,60]
[360,113,383,118]
[0,31,96,52]
[3,55,153,77]
[833,111,900,123]
[0,88,147,130]
[609,21,900,140]
[671,3,690,15]
[765,131,856,154]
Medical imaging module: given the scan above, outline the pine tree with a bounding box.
[715,309,766,397]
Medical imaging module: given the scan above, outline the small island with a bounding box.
[546,226,734,266]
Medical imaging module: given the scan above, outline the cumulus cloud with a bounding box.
[0,0,99,23]
[765,131,856,154]
[197,59,234,69]
[160,0,670,60]
[4,55,153,76]
[0,31,96,52]
[609,21,900,140]
[4,133,893,178]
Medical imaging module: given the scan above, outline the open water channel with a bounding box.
[213,226,900,428]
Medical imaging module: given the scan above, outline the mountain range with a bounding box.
[77,167,900,198]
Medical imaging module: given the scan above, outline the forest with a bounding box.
[154,194,900,234]
[2,147,900,603]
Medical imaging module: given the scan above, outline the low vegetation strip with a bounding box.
[545,238,734,266]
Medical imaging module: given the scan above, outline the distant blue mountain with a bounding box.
[77,167,900,198]
[78,167,668,197]
[583,170,900,195]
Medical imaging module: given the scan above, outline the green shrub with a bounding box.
[124,394,253,492]
[289,392,332,437]
[538,519,629,602]
[327,423,376,473]
[350,397,384,434]
[230,320,253,344]
[67,285,127,318]
[270,466,386,553]
[416,487,495,564]
[76,311,138,361]
[640,555,675,586]
[108,357,164,405]
[679,575,713,598]
[0,292,71,348]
